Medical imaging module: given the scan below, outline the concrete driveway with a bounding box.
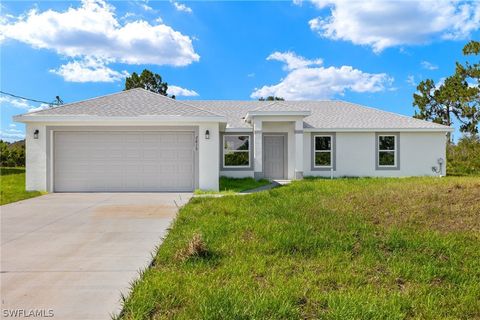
[1,193,191,319]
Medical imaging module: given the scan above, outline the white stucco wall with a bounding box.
[198,122,220,190]
[303,131,447,177]
[25,123,48,191]
[23,122,220,191]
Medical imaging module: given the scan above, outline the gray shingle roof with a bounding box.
[24,88,222,118]
[250,101,307,112]
[186,100,450,130]
[18,89,450,130]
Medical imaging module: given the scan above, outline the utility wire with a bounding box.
[0,90,63,106]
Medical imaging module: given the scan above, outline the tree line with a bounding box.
[0,140,25,167]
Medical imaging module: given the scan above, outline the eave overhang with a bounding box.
[13,115,227,124]
[244,110,311,122]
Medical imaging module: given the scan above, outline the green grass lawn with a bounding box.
[0,167,44,205]
[195,176,271,195]
[119,177,480,319]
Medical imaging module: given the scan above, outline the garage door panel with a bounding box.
[143,149,159,159]
[177,149,193,159]
[54,131,195,192]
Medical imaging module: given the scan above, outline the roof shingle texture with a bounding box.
[187,100,449,129]
[27,88,221,118]
[25,88,449,130]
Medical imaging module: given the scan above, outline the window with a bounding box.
[223,135,250,167]
[314,135,332,167]
[378,135,396,167]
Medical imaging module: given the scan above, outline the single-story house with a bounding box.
[14,88,452,192]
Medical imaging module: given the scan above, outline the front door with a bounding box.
[263,135,286,180]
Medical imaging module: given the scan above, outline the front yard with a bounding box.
[195,176,271,195]
[0,167,44,205]
[119,177,480,319]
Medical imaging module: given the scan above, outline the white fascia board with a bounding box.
[245,110,311,121]
[224,127,253,132]
[13,115,227,123]
[303,127,454,132]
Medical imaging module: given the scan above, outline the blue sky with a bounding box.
[1,0,479,142]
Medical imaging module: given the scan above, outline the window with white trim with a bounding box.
[314,135,332,167]
[378,135,396,167]
[223,135,250,167]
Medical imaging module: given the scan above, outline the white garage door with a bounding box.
[54,131,195,192]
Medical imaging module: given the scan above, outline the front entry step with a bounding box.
[272,179,291,185]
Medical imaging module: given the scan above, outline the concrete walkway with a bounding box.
[1,193,191,320]
[239,181,281,194]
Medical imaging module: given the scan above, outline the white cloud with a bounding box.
[0,129,25,142]
[0,0,199,82]
[0,96,31,109]
[421,61,439,70]
[27,104,49,113]
[6,127,22,133]
[140,3,154,12]
[267,51,323,71]
[251,51,392,100]
[172,1,192,13]
[0,95,50,112]
[50,58,129,82]
[9,123,17,128]
[167,85,199,97]
[306,0,480,52]
[406,75,416,86]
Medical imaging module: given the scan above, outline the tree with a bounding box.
[258,96,285,101]
[447,134,480,176]
[413,40,479,136]
[125,69,169,96]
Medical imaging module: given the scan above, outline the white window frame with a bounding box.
[313,134,333,168]
[377,134,397,168]
[223,134,250,168]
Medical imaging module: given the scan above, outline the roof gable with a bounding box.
[20,88,222,118]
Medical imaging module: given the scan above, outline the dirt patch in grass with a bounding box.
[175,232,210,261]
[330,178,480,233]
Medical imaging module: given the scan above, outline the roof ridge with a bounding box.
[138,88,225,118]
[336,99,452,129]
[24,89,133,116]
[25,88,224,118]
[250,100,281,111]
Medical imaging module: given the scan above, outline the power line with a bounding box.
[0,90,63,106]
